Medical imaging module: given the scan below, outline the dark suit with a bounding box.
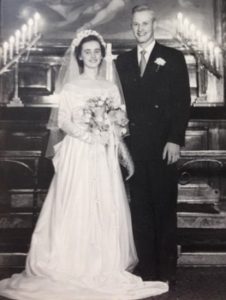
[116,42,190,281]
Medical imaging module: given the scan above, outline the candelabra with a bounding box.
[176,12,223,77]
[176,12,223,103]
[0,13,41,106]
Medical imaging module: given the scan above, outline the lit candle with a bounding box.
[9,36,15,60]
[34,12,40,35]
[189,24,196,44]
[214,46,222,70]
[28,18,34,41]
[177,12,183,34]
[208,41,214,65]
[15,30,21,54]
[3,42,9,65]
[202,35,208,59]
[21,24,28,48]
[183,18,190,39]
[195,30,201,50]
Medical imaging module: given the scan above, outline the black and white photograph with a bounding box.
[0,0,226,299]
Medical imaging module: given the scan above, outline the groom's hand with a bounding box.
[162,142,180,165]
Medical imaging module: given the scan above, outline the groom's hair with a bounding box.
[132,4,156,20]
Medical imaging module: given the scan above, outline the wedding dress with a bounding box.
[0,80,168,300]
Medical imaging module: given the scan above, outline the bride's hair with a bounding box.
[74,35,106,70]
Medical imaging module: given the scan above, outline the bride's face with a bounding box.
[80,41,102,70]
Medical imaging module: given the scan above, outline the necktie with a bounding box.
[140,50,147,77]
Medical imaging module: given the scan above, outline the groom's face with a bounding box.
[132,10,155,47]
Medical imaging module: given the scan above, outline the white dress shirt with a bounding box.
[137,40,156,65]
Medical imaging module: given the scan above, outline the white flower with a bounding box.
[98,100,104,106]
[154,57,166,66]
[121,128,127,135]
[120,104,126,111]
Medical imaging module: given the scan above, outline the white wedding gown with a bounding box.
[0,80,168,300]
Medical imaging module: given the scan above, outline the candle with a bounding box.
[9,36,15,59]
[3,42,9,65]
[214,46,222,70]
[34,12,40,35]
[15,30,21,54]
[202,35,208,59]
[195,30,201,50]
[28,18,34,41]
[189,24,196,44]
[21,24,28,48]
[208,41,214,65]
[177,12,183,34]
[183,18,190,39]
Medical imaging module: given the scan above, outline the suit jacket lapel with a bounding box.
[142,42,161,78]
[130,48,140,78]
[129,43,162,79]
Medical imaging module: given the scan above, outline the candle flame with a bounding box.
[190,24,195,31]
[202,35,207,43]
[177,12,183,20]
[208,41,214,49]
[214,46,221,54]
[28,18,34,26]
[9,36,15,43]
[15,30,21,37]
[184,18,189,26]
[3,42,9,49]
[34,12,40,20]
[22,24,27,32]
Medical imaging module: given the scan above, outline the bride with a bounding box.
[0,30,168,300]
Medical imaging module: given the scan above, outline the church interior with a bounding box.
[0,0,226,299]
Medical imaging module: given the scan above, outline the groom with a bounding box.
[116,5,190,284]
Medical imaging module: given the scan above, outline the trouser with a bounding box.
[129,159,178,281]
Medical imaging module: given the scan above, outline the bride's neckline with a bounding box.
[68,75,112,89]
[78,74,104,81]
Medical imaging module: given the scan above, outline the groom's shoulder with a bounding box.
[116,48,135,63]
[157,42,185,61]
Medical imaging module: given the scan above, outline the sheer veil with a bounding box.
[45,30,133,179]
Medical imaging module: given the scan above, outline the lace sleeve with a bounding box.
[58,90,93,143]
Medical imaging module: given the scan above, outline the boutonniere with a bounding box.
[154,57,166,72]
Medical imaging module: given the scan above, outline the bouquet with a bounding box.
[83,96,128,137]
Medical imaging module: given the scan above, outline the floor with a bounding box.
[150,267,226,300]
[0,267,226,300]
